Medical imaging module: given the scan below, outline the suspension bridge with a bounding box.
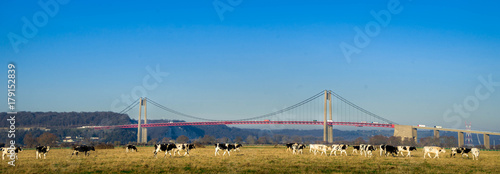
[92,90,500,148]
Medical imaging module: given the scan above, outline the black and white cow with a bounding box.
[379,144,387,156]
[233,144,243,152]
[153,143,177,158]
[71,145,95,157]
[397,146,417,157]
[173,143,196,156]
[36,146,50,159]
[364,145,376,157]
[292,144,306,155]
[352,145,361,155]
[286,143,296,152]
[1,147,22,160]
[385,145,398,157]
[451,147,472,157]
[125,144,138,152]
[330,144,348,156]
[215,143,236,156]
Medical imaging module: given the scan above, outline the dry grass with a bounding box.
[1,146,499,173]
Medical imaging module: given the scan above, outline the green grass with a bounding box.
[1,146,499,173]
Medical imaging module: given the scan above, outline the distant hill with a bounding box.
[0,111,131,127]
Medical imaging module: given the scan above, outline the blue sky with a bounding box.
[1,0,500,131]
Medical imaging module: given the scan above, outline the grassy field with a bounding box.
[1,146,499,173]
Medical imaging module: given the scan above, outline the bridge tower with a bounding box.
[323,90,333,143]
[137,98,148,143]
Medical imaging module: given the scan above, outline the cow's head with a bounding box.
[409,146,417,151]
[439,149,446,153]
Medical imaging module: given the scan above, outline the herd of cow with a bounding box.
[0,143,481,160]
[284,143,480,160]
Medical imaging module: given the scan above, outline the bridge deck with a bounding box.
[416,126,500,136]
[93,121,395,129]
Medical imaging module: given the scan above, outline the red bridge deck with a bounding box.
[93,121,394,129]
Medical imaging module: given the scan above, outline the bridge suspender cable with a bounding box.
[146,98,219,121]
[328,90,397,124]
[119,98,140,114]
[234,91,324,121]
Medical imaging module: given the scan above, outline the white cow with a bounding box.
[423,146,446,159]
[317,145,331,156]
[471,148,480,160]
[309,144,322,154]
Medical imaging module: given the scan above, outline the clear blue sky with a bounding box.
[1,0,499,131]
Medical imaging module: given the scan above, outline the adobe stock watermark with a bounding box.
[7,0,70,53]
[339,0,410,64]
[212,0,243,21]
[443,74,500,129]
[111,65,169,112]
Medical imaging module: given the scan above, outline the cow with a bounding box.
[423,146,446,159]
[471,148,480,160]
[360,144,367,155]
[35,146,50,159]
[309,144,321,154]
[71,145,95,157]
[233,144,243,152]
[286,143,296,152]
[330,144,348,156]
[384,145,398,157]
[364,145,376,157]
[215,143,236,156]
[310,144,329,156]
[379,144,387,156]
[352,145,361,155]
[397,146,417,157]
[173,143,196,156]
[1,147,22,160]
[292,144,306,155]
[153,143,177,158]
[451,147,472,158]
[125,144,138,152]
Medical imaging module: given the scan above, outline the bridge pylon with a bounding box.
[137,98,148,143]
[324,90,333,143]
